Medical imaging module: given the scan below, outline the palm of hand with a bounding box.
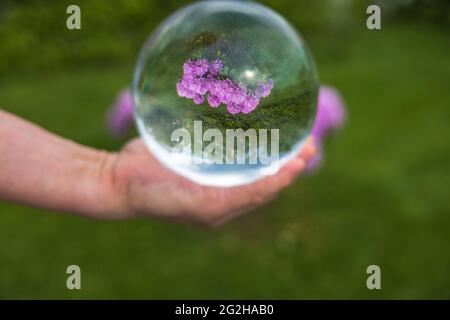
[111,137,316,226]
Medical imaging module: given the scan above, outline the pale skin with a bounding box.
[0,109,316,226]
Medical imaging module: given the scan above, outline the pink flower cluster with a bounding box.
[176,59,273,115]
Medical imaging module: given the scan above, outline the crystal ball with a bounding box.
[132,0,318,187]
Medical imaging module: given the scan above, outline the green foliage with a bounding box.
[0,0,366,74]
[0,0,186,73]
[0,0,446,74]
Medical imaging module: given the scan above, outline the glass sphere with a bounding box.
[133,0,318,187]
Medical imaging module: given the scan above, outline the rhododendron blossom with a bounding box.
[176,59,273,115]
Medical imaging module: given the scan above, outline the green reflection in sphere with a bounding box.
[133,0,318,187]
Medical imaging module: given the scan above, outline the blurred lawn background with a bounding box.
[0,0,449,299]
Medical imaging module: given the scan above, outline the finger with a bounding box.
[192,140,315,226]
[122,138,146,153]
[123,139,160,162]
[298,136,317,164]
[249,155,306,198]
[210,158,305,222]
[226,136,315,199]
[254,137,317,194]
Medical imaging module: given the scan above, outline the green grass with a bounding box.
[0,22,449,299]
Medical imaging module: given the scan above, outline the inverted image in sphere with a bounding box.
[133,0,318,187]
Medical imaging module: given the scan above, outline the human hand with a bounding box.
[106,137,316,226]
[0,109,315,226]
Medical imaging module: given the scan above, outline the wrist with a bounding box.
[82,149,130,219]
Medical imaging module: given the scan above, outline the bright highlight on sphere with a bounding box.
[133,0,319,187]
